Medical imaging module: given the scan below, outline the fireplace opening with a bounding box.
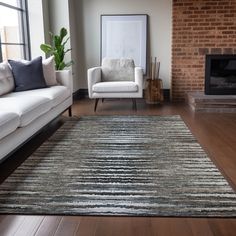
[205,54,236,95]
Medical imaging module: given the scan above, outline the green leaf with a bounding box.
[40,44,53,54]
[54,35,61,48]
[54,53,61,70]
[60,28,67,41]
[58,61,66,70]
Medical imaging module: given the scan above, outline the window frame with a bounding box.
[0,0,31,62]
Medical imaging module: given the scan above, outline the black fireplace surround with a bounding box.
[205,54,236,95]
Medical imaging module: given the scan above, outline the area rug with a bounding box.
[0,115,236,217]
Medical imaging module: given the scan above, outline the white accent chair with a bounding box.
[87,58,143,111]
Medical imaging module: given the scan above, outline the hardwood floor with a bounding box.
[0,98,236,236]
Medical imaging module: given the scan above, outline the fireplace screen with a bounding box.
[205,54,236,95]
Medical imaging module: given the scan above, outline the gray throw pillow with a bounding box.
[8,56,47,92]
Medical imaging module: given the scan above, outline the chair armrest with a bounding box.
[56,70,73,94]
[135,67,143,90]
[87,67,102,98]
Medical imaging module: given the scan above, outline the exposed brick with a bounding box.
[211,48,222,54]
[223,48,233,54]
[199,48,209,55]
[172,0,236,101]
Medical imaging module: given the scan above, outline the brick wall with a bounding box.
[172,0,236,101]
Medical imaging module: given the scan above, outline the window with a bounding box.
[0,0,30,62]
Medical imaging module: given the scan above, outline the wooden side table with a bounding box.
[145,78,164,104]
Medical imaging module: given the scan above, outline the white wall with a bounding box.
[28,0,49,59]
[42,0,50,45]
[74,0,172,89]
[68,0,80,92]
[48,0,70,36]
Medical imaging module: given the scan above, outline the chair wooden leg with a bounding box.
[68,106,72,117]
[132,99,137,111]
[102,98,105,103]
[94,98,99,112]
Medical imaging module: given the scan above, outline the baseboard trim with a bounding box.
[73,89,88,100]
[73,89,170,101]
[163,89,170,101]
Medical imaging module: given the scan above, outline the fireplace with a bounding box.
[205,54,236,95]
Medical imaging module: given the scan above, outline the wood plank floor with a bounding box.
[0,98,236,236]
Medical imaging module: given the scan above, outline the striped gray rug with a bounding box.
[0,115,236,217]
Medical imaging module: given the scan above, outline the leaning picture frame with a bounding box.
[101,14,148,74]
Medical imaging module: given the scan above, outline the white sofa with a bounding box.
[0,65,73,162]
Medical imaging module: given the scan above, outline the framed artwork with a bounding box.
[101,14,148,74]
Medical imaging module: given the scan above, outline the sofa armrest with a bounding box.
[135,67,143,90]
[56,70,73,94]
[87,67,102,98]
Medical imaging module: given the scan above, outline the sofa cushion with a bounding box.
[101,58,135,82]
[8,56,47,92]
[0,111,20,140]
[0,61,15,96]
[93,81,138,93]
[0,96,51,127]
[42,56,57,86]
[3,86,70,108]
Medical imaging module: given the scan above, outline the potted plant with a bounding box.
[40,27,73,70]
